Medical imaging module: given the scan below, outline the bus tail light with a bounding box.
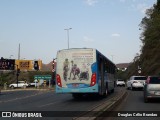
[90,73,96,86]
[56,74,62,87]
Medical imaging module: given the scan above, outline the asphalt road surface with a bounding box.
[0,87,125,120]
[103,89,160,120]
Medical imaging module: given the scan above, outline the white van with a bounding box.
[127,76,147,90]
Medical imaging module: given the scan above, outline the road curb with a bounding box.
[1,88,54,92]
[73,89,128,120]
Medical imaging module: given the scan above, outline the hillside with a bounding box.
[42,61,52,71]
[139,1,160,75]
[126,1,160,77]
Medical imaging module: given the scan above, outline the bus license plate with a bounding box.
[71,89,79,92]
[72,83,79,87]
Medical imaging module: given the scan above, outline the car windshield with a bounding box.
[134,77,147,80]
[150,77,160,84]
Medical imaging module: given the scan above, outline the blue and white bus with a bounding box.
[56,48,116,99]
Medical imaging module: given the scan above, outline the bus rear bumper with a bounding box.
[56,85,98,93]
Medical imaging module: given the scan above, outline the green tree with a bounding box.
[139,0,160,75]
[118,1,160,77]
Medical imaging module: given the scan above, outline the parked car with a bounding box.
[28,81,38,87]
[127,76,147,90]
[116,79,125,87]
[144,76,160,103]
[9,81,29,89]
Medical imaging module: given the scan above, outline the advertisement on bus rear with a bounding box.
[56,49,96,87]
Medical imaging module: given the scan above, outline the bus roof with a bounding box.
[57,48,115,66]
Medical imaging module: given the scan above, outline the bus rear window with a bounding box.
[117,79,124,81]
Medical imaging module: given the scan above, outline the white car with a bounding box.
[28,81,38,87]
[9,81,29,89]
[116,79,125,87]
[127,76,147,90]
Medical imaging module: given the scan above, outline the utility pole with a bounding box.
[16,65,20,87]
[18,43,20,60]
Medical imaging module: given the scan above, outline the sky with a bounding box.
[0,0,156,64]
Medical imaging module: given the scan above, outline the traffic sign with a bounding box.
[34,75,52,80]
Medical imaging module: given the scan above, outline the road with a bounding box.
[103,89,160,120]
[0,87,125,120]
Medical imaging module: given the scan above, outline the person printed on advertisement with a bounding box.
[63,58,69,81]
[80,63,89,80]
[68,61,80,80]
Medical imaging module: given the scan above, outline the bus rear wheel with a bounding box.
[102,87,108,98]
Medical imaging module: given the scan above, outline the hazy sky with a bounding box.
[0,0,156,64]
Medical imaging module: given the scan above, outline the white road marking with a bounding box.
[39,102,58,107]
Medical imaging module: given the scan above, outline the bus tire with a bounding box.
[105,88,108,97]
[105,88,108,95]
[103,85,108,97]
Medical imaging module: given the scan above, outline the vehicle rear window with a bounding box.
[150,77,160,84]
[117,79,124,81]
[134,77,147,80]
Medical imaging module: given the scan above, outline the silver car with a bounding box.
[144,76,160,103]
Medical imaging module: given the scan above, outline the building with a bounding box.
[116,63,130,71]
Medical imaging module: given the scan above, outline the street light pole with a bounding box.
[64,28,72,49]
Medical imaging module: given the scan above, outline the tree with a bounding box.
[139,0,160,75]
